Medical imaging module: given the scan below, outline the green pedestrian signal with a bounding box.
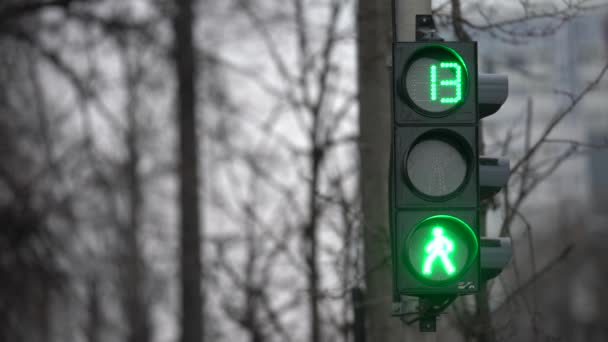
[422,227,455,276]
[402,215,478,284]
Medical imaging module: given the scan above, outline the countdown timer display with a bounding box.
[402,46,469,115]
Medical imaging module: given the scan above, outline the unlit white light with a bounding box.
[406,139,467,197]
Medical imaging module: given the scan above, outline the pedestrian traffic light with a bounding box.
[388,16,511,333]
[390,41,510,297]
[390,41,480,296]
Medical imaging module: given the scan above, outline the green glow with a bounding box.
[439,62,462,104]
[404,215,478,283]
[403,44,469,114]
[430,64,437,101]
[421,227,456,276]
[427,62,463,105]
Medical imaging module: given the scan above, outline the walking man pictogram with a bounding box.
[422,227,456,275]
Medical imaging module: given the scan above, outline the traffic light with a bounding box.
[388,16,511,332]
[390,41,481,296]
[389,37,512,300]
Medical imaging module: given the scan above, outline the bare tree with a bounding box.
[117,31,153,342]
[432,1,608,341]
[207,1,360,341]
[0,18,74,342]
[86,277,103,342]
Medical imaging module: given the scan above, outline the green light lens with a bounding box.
[404,215,477,283]
[403,46,468,114]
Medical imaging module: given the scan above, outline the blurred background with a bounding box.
[0,0,607,341]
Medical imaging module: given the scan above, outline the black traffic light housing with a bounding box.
[389,15,511,332]
[390,41,481,297]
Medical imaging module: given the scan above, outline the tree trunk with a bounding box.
[86,278,102,342]
[356,1,405,341]
[173,0,204,341]
[123,41,152,342]
[305,144,321,342]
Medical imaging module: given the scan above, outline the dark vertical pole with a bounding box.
[173,0,204,341]
[357,0,401,340]
[352,287,366,342]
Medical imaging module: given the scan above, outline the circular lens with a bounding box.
[406,138,467,198]
[404,215,477,283]
[402,46,468,115]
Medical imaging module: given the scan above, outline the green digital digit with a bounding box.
[439,62,462,104]
[430,64,437,101]
[429,62,463,104]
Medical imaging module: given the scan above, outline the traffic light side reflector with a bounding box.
[479,157,510,200]
[479,74,508,118]
[480,237,512,281]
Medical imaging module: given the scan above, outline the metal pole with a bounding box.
[393,0,434,340]
[352,287,366,342]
